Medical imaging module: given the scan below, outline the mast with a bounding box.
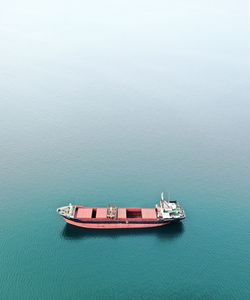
[161,192,164,201]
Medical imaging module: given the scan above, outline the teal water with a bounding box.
[1,1,250,299]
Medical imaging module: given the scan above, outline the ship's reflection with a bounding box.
[61,222,185,240]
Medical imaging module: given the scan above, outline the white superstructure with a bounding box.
[155,193,185,220]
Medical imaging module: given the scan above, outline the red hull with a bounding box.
[58,196,185,229]
[64,218,170,229]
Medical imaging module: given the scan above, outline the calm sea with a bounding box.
[1,1,250,299]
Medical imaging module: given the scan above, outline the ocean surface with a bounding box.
[1,1,250,299]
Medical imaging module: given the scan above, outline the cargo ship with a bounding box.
[57,193,185,229]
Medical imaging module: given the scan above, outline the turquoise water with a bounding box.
[1,1,250,299]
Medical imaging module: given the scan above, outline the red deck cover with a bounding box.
[96,208,107,219]
[118,208,127,219]
[141,208,157,219]
[76,208,93,219]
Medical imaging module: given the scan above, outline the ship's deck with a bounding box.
[75,207,157,220]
